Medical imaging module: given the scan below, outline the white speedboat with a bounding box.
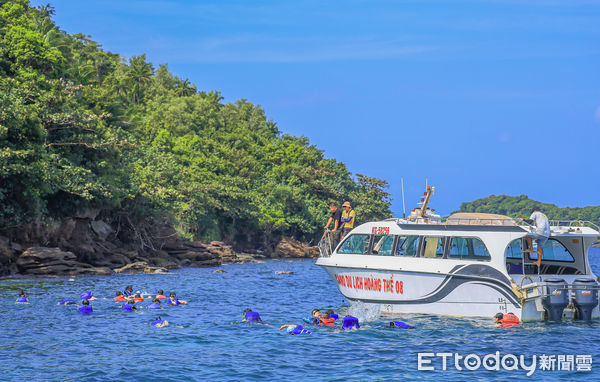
[316,187,600,321]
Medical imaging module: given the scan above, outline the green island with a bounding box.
[457,195,600,226]
[0,1,392,276]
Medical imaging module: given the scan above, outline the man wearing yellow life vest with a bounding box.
[340,201,356,241]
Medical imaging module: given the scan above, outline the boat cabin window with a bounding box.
[527,238,574,263]
[397,236,420,257]
[422,236,445,258]
[338,234,370,255]
[448,237,491,261]
[371,235,395,256]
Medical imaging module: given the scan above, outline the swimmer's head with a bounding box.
[170,292,176,298]
[312,309,321,318]
[158,289,164,295]
[135,294,141,298]
[153,298,160,303]
[322,312,330,319]
[19,290,25,296]
[127,300,135,305]
[494,313,504,322]
[325,309,334,315]
[82,299,89,305]
[125,285,133,292]
[244,308,252,313]
[116,291,123,297]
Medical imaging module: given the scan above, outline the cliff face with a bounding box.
[0,211,318,277]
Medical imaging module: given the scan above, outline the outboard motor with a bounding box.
[572,278,599,321]
[541,278,569,321]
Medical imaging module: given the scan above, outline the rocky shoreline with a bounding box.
[0,211,318,277]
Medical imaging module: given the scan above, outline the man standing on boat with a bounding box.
[521,206,550,267]
[324,202,343,245]
[340,201,356,241]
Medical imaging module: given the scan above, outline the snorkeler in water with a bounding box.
[147,298,161,309]
[155,290,167,300]
[324,309,339,320]
[279,324,311,335]
[132,294,144,303]
[122,300,137,312]
[123,285,134,297]
[242,308,262,323]
[319,312,339,327]
[78,299,93,315]
[303,309,321,324]
[16,290,28,303]
[59,299,77,305]
[342,316,360,330]
[167,292,187,305]
[114,291,126,301]
[389,320,414,329]
[151,316,169,328]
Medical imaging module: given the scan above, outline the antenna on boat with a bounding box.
[401,177,406,218]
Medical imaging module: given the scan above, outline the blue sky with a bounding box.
[34,0,600,216]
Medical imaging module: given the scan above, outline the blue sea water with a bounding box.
[1,248,600,381]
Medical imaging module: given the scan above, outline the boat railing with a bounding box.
[546,220,600,231]
[443,217,517,226]
[318,229,335,257]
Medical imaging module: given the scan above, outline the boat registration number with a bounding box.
[371,226,390,235]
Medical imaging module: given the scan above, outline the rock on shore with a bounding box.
[0,214,318,277]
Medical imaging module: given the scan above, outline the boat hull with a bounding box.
[319,264,522,318]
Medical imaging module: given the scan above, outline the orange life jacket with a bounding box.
[319,317,337,326]
[500,314,520,328]
[133,297,144,302]
[114,295,125,301]
[156,294,166,300]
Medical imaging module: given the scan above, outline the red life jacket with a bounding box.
[133,297,144,302]
[114,295,125,301]
[500,314,520,328]
[319,317,337,326]
[156,294,166,300]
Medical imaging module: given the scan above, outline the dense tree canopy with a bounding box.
[457,195,600,226]
[0,1,392,245]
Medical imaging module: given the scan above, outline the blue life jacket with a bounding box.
[80,291,92,300]
[59,300,76,305]
[16,296,28,303]
[390,321,414,329]
[122,303,134,311]
[330,313,339,320]
[151,319,164,326]
[78,305,93,315]
[302,316,319,325]
[288,325,311,335]
[147,302,161,309]
[123,290,132,297]
[342,316,360,330]
[243,311,261,322]
[168,298,181,305]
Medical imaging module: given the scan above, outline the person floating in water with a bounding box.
[167,292,187,305]
[123,285,134,298]
[494,312,520,329]
[155,290,167,300]
[151,316,169,328]
[342,316,360,330]
[520,206,550,268]
[389,320,414,329]
[122,300,137,312]
[324,309,339,320]
[114,291,126,301]
[147,298,161,309]
[242,308,262,323]
[80,291,97,301]
[78,299,93,315]
[303,309,321,324]
[16,290,28,303]
[279,324,311,335]
[319,312,339,327]
[132,294,144,303]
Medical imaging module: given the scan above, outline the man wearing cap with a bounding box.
[324,202,342,245]
[521,206,550,267]
[340,201,356,241]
